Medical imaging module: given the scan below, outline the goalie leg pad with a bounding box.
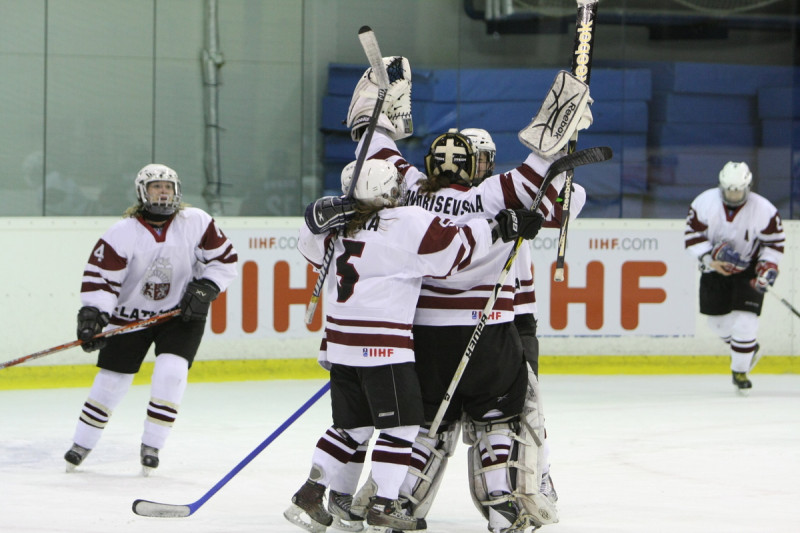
[400,422,461,518]
[519,70,592,156]
[464,373,559,528]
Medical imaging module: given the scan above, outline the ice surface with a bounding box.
[1,375,799,532]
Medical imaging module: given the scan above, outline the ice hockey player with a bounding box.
[685,161,785,393]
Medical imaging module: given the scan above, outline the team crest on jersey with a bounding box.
[141,257,172,301]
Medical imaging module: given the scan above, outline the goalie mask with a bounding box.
[347,56,413,142]
[424,130,477,186]
[461,128,496,184]
[718,161,752,207]
[352,159,406,208]
[135,163,181,216]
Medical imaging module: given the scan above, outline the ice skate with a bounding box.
[328,490,364,532]
[732,371,752,395]
[540,473,558,504]
[64,443,91,472]
[140,444,159,476]
[365,496,426,532]
[487,491,519,533]
[284,480,333,533]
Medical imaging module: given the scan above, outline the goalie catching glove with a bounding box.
[751,261,778,293]
[304,195,356,235]
[346,56,413,142]
[77,306,110,353]
[492,209,544,243]
[180,279,220,321]
[519,70,593,157]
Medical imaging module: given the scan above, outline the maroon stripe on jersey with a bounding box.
[205,243,238,264]
[685,209,707,232]
[83,270,122,288]
[200,221,229,250]
[371,147,403,163]
[514,291,536,305]
[416,295,515,311]
[80,281,120,297]
[763,212,783,235]
[326,316,411,330]
[326,330,414,349]
[421,283,515,294]
[88,238,127,270]
[417,217,463,255]
[498,172,526,210]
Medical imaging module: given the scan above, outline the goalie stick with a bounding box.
[132,380,331,518]
[0,309,181,370]
[428,146,612,436]
[304,26,390,325]
[553,0,599,282]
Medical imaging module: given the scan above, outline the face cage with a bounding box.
[719,185,749,207]
[137,179,182,215]
[472,149,496,184]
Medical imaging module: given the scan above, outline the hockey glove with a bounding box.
[77,306,110,353]
[304,195,356,235]
[346,56,413,142]
[180,279,220,321]
[710,242,748,274]
[750,261,778,293]
[518,70,593,156]
[493,209,544,243]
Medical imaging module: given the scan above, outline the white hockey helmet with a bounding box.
[135,163,181,215]
[424,129,477,186]
[460,128,496,183]
[340,160,357,195]
[352,159,405,208]
[718,161,752,207]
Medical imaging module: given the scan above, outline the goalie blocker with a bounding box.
[518,70,593,157]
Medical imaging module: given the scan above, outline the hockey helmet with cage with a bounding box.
[352,159,406,208]
[135,164,182,216]
[424,129,477,186]
[460,128,495,184]
[718,161,752,207]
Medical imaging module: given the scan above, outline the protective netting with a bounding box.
[489,0,786,17]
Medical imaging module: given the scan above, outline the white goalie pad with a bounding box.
[402,422,461,519]
[464,370,559,528]
[346,56,413,142]
[519,70,592,156]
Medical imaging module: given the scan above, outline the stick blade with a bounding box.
[132,499,193,518]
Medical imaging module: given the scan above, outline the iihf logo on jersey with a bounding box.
[362,347,394,358]
[141,257,172,300]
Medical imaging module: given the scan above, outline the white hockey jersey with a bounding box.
[356,130,584,326]
[80,207,238,327]
[685,188,785,268]
[298,205,492,367]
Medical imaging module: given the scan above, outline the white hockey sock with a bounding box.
[479,433,513,495]
[311,425,373,487]
[142,353,188,450]
[73,369,134,449]
[372,425,419,500]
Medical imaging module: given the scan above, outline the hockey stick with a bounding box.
[553,0,599,282]
[132,380,331,518]
[766,286,800,319]
[0,309,181,370]
[304,26,390,325]
[427,146,612,436]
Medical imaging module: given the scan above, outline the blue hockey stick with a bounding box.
[132,381,331,517]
